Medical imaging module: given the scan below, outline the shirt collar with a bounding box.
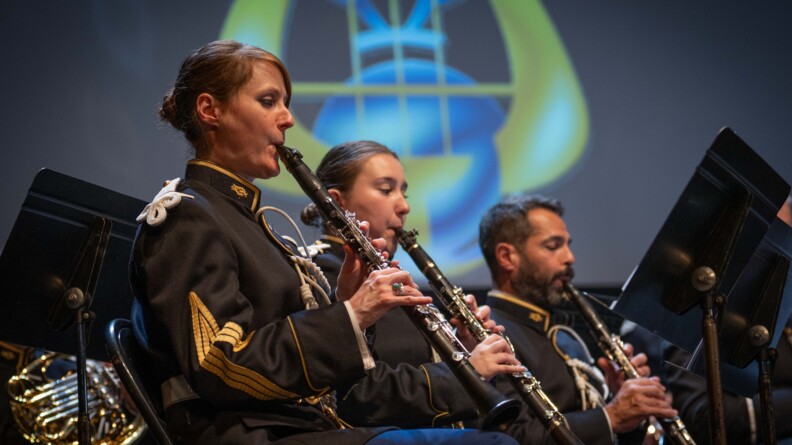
[486,289,551,332]
[186,159,261,212]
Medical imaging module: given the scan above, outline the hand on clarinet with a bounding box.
[468,335,525,381]
[604,376,677,434]
[451,294,504,350]
[453,295,523,381]
[597,343,650,393]
[336,221,432,330]
[335,220,378,301]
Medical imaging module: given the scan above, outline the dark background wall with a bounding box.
[1,0,790,291]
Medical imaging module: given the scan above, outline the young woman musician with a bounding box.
[302,140,570,443]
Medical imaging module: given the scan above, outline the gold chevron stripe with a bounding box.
[203,349,297,400]
[189,292,300,400]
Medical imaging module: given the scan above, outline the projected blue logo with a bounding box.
[314,62,503,269]
[222,0,589,278]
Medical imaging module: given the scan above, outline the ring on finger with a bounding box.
[392,282,404,295]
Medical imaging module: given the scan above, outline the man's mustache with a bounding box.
[553,267,575,282]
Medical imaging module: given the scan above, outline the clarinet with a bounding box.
[275,145,521,431]
[398,228,584,445]
[563,283,697,445]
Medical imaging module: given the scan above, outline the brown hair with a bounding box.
[159,40,291,155]
[300,140,399,227]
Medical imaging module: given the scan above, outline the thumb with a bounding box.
[340,244,360,273]
[597,357,616,376]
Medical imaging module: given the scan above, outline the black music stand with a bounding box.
[613,127,791,445]
[685,218,792,445]
[0,169,145,445]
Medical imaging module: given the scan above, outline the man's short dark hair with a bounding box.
[478,194,564,281]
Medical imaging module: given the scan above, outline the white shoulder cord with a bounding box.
[136,178,194,226]
[255,207,345,422]
[256,206,332,309]
[547,324,609,410]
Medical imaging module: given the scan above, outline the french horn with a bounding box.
[7,351,146,444]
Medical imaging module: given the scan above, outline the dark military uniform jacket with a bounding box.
[486,290,622,445]
[312,238,480,427]
[313,239,564,443]
[665,320,792,444]
[130,161,389,444]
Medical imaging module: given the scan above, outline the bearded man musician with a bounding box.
[478,193,678,445]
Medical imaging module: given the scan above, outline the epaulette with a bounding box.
[136,178,194,227]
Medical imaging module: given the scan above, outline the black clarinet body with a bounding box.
[398,228,584,445]
[275,145,520,431]
[563,283,697,445]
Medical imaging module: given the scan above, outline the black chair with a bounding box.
[106,318,174,445]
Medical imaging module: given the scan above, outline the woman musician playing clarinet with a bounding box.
[130,40,518,445]
[301,140,585,443]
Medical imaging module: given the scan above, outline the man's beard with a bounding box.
[511,259,574,309]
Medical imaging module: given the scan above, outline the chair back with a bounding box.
[106,318,174,445]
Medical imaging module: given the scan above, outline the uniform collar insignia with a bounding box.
[230,183,248,199]
[486,289,551,332]
[187,159,260,212]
